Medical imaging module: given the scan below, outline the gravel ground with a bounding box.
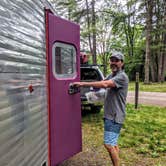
[58,147,166,166]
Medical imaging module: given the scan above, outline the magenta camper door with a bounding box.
[46,10,82,166]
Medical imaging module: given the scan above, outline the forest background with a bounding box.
[49,0,166,83]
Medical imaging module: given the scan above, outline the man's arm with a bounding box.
[73,80,116,88]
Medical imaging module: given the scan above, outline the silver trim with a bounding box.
[0,0,49,165]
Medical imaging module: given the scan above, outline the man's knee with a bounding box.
[104,144,115,152]
[104,144,120,156]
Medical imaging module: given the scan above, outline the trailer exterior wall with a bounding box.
[0,0,49,165]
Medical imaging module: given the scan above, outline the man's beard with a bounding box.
[110,64,120,73]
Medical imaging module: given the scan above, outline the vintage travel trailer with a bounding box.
[0,0,82,166]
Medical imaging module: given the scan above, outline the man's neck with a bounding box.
[112,69,122,76]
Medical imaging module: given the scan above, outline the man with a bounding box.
[73,51,129,166]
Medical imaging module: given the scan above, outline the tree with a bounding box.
[91,0,97,64]
[49,0,165,82]
[137,0,166,83]
[144,0,153,84]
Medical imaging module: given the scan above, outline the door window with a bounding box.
[52,42,77,79]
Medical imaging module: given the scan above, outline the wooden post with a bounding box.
[135,72,139,109]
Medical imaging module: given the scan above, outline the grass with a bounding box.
[120,105,166,156]
[128,82,166,92]
[60,104,166,166]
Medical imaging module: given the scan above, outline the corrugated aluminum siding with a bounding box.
[0,0,49,165]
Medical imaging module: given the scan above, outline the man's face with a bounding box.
[109,57,123,73]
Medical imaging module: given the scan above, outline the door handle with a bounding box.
[68,83,80,95]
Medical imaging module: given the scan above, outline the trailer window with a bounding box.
[52,42,77,79]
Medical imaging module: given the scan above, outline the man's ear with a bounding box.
[121,63,125,70]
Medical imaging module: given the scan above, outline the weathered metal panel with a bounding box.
[0,0,49,165]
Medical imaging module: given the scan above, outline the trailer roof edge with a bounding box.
[42,0,57,15]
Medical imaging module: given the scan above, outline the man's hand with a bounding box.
[72,82,84,87]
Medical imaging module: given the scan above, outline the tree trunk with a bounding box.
[161,54,166,82]
[158,54,163,82]
[161,1,166,82]
[161,31,166,82]
[103,53,107,77]
[85,0,92,54]
[144,0,153,84]
[91,0,97,64]
[150,53,157,82]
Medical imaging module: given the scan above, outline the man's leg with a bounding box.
[104,119,122,166]
[104,144,120,166]
[115,145,120,154]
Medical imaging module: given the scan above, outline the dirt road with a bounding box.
[127,91,166,107]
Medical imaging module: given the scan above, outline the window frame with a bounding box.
[52,42,77,79]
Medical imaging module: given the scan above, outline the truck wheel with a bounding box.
[91,106,101,113]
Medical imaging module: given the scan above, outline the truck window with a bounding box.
[52,42,77,79]
[81,68,101,81]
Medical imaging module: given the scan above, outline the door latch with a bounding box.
[68,83,80,95]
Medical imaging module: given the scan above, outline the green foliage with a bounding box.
[128,82,166,92]
[123,25,146,81]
